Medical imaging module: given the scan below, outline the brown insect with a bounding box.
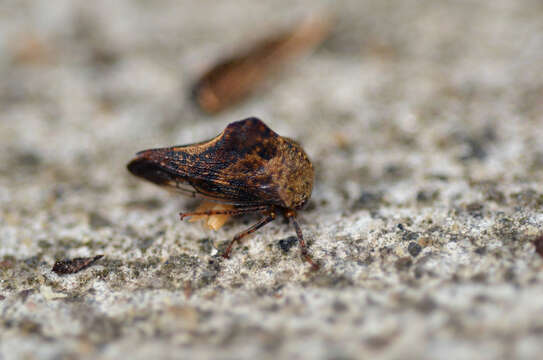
[127,117,318,269]
[192,14,332,114]
[52,255,103,275]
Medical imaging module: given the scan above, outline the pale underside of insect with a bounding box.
[127,117,318,269]
[187,201,234,231]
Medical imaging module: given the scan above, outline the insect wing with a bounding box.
[127,118,284,206]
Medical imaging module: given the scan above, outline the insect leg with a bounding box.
[174,182,198,197]
[285,211,319,270]
[223,210,276,259]
[179,205,269,220]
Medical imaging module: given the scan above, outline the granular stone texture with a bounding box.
[1,1,543,360]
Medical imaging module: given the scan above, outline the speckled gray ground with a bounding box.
[1,1,543,359]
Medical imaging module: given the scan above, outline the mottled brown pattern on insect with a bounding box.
[127,117,318,269]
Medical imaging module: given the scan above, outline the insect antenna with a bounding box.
[179,204,270,221]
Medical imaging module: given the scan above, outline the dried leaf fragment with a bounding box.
[193,13,333,114]
[52,255,104,275]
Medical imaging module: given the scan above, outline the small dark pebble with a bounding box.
[89,212,111,229]
[164,254,199,271]
[332,300,348,313]
[138,236,155,251]
[510,189,540,208]
[198,238,213,254]
[465,202,484,218]
[24,256,41,267]
[354,191,383,210]
[52,255,104,275]
[18,289,35,302]
[16,151,42,168]
[0,260,14,270]
[278,236,298,253]
[485,187,505,204]
[303,200,317,212]
[533,236,543,258]
[416,190,439,203]
[407,242,422,257]
[383,163,411,180]
[475,246,486,255]
[365,335,393,350]
[503,267,516,281]
[395,257,413,271]
[473,294,490,303]
[459,137,487,161]
[402,231,419,242]
[124,198,163,210]
[530,325,543,335]
[415,296,437,314]
[18,319,42,335]
[361,255,374,266]
[0,294,5,301]
[427,173,449,182]
[471,272,487,283]
[466,202,483,212]
[92,46,119,66]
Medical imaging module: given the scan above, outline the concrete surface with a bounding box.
[1,1,543,359]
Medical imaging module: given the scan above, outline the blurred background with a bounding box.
[1,1,543,359]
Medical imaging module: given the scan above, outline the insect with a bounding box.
[127,117,318,269]
[192,14,332,114]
